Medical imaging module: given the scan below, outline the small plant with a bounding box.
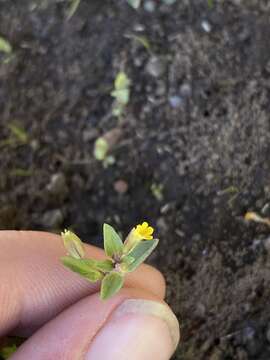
[0,36,12,54]
[61,222,159,300]
[0,36,13,65]
[111,71,131,118]
[93,136,114,167]
[93,128,122,167]
[151,183,164,202]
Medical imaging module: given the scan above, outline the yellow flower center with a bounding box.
[134,222,154,240]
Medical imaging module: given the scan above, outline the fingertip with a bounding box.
[11,288,179,360]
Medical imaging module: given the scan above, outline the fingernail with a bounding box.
[86,299,180,360]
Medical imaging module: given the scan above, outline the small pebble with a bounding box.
[144,0,156,12]
[180,83,192,97]
[40,209,64,228]
[114,180,128,194]
[83,128,98,142]
[263,236,270,252]
[47,173,68,200]
[242,326,256,344]
[201,20,212,33]
[146,56,166,78]
[169,95,183,108]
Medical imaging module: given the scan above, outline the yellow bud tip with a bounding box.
[134,222,154,240]
[244,212,257,221]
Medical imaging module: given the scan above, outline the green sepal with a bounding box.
[103,223,124,257]
[100,272,124,301]
[61,230,85,259]
[61,256,103,282]
[123,239,159,272]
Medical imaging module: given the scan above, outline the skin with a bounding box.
[0,231,178,359]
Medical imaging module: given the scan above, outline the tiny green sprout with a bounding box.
[61,222,159,300]
[93,137,109,161]
[7,123,28,144]
[125,34,152,54]
[93,137,115,168]
[0,36,12,54]
[151,183,164,202]
[111,71,131,118]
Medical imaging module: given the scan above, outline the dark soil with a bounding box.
[1,0,270,358]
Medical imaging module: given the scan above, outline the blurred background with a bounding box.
[1,0,270,358]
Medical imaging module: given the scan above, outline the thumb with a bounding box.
[11,288,180,360]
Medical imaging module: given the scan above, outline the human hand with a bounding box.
[0,231,180,359]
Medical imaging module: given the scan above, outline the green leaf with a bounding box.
[8,124,28,144]
[103,223,124,257]
[61,256,103,282]
[124,239,159,272]
[114,72,130,90]
[100,272,124,300]
[94,137,109,161]
[0,36,12,54]
[61,230,85,259]
[121,255,135,265]
[111,89,130,105]
[81,259,114,273]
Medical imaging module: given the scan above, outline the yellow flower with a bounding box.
[123,222,155,254]
[134,222,154,240]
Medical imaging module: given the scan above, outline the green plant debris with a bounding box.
[66,0,81,20]
[9,169,33,177]
[217,186,239,196]
[7,123,28,144]
[0,344,17,359]
[111,71,131,118]
[61,221,159,300]
[217,186,240,206]
[125,34,152,53]
[207,0,214,8]
[0,123,29,149]
[0,336,25,359]
[151,183,164,201]
[0,36,12,54]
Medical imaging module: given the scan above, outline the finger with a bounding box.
[0,230,165,336]
[11,288,180,360]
